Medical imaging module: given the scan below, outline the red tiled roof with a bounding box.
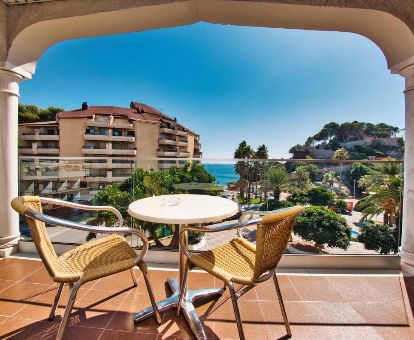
[57,101,196,134]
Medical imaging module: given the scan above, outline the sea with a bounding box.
[203,163,239,187]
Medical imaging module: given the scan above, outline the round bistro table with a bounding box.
[128,194,239,340]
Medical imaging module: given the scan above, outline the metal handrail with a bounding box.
[179,216,262,260]
[40,197,123,226]
[24,209,148,265]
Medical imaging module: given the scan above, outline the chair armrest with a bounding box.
[24,209,148,264]
[179,216,262,259]
[40,197,123,226]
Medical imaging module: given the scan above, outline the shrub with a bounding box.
[288,190,308,205]
[337,189,349,198]
[288,186,336,206]
[357,222,397,254]
[306,186,336,206]
[260,200,294,211]
[333,199,348,210]
[293,206,351,250]
[354,197,369,212]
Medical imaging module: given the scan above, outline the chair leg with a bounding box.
[141,267,162,324]
[273,273,292,338]
[56,281,81,340]
[130,268,138,287]
[49,283,64,321]
[227,282,245,340]
[177,260,189,317]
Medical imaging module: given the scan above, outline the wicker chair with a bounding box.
[178,206,303,340]
[11,196,161,340]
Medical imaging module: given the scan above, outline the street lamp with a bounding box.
[353,179,356,198]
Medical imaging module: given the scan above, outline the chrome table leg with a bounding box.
[133,276,223,339]
[133,224,224,340]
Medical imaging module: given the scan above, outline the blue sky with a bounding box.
[20,23,404,158]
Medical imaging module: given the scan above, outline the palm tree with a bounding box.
[263,164,289,201]
[255,144,269,200]
[358,163,403,227]
[295,166,312,190]
[323,171,339,190]
[332,147,349,183]
[234,141,255,202]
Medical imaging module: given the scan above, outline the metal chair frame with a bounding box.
[178,211,292,340]
[18,197,162,340]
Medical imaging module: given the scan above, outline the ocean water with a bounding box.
[203,163,239,187]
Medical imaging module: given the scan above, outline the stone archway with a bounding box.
[1,0,414,270]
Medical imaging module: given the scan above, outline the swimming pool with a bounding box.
[351,230,360,236]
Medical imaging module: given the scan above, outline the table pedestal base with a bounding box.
[133,277,224,339]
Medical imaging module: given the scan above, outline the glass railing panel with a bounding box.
[18,156,403,257]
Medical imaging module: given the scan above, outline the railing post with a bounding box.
[0,68,26,256]
[400,65,414,272]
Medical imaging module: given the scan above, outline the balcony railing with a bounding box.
[18,156,403,269]
[84,134,135,142]
[86,119,133,129]
[21,134,59,141]
[82,147,108,155]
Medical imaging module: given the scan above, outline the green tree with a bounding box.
[305,186,336,206]
[263,164,289,201]
[260,199,293,211]
[295,164,319,190]
[349,163,370,197]
[18,103,64,123]
[358,222,397,254]
[323,171,338,189]
[234,141,255,202]
[332,147,349,183]
[357,163,403,227]
[93,164,215,247]
[295,166,311,190]
[254,144,269,200]
[293,206,351,250]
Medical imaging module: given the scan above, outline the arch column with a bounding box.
[0,68,24,257]
[400,65,414,271]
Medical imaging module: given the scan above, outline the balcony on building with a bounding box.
[111,142,137,156]
[158,160,185,169]
[159,134,177,145]
[159,127,177,135]
[21,133,59,141]
[157,150,179,157]
[19,142,60,155]
[82,142,108,155]
[86,115,133,130]
[85,128,135,143]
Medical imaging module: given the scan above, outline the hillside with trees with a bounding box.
[289,121,404,160]
[18,103,64,124]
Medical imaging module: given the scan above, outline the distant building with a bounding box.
[19,101,201,200]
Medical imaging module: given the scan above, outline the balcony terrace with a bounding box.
[21,134,59,141]
[84,135,135,143]
[3,1,414,339]
[0,257,413,339]
[86,120,133,130]
[82,148,108,156]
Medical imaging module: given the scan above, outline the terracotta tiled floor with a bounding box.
[0,257,413,339]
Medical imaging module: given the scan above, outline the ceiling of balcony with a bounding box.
[2,0,60,4]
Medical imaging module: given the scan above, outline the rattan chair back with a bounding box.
[253,206,303,282]
[11,196,60,278]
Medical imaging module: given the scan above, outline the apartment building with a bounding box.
[19,101,201,200]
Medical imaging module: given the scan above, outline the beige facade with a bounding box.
[60,118,85,157]
[18,101,202,200]
[134,121,159,170]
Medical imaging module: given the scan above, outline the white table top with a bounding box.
[128,194,239,224]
